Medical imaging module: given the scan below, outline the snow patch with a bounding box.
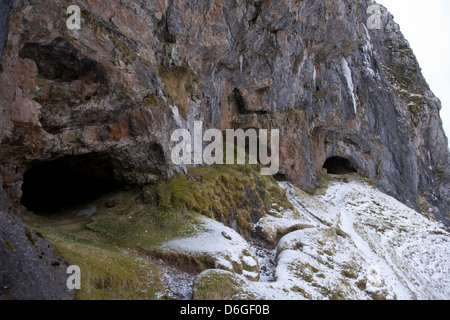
[319,179,450,299]
[239,55,244,74]
[341,57,358,115]
[160,217,258,280]
[361,23,377,77]
[169,104,183,128]
[161,177,449,300]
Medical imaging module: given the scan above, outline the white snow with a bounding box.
[169,104,183,128]
[317,178,450,299]
[249,239,277,282]
[296,52,308,77]
[160,175,450,300]
[341,57,358,115]
[361,23,377,77]
[158,262,195,300]
[239,55,244,75]
[160,216,258,279]
[366,265,384,292]
[242,255,258,267]
[312,66,317,86]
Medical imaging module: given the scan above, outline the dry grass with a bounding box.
[159,65,196,119]
[193,271,243,300]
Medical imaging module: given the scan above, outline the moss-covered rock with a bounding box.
[193,269,246,300]
[158,65,197,119]
[156,164,293,238]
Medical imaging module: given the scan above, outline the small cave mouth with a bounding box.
[273,173,288,181]
[20,153,124,214]
[323,156,357,175]
[19,37,103,82]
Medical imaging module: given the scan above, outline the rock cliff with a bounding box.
[0,0,449,299]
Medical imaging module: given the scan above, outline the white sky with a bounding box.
[377,0,450,145]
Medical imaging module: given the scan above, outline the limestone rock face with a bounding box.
[0,0,449,299]
[0,208,75,300]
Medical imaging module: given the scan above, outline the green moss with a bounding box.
[313,90,326,99]
[193,271,244,300]
[82,9,109,36]
[408,103,423,127]
[47,233,165,300]
[340,264,359,280]
[86,191,193,248]
[144,94,163,106]
[314,172,333,195]
[25,228,37,246]
[21,188,197,300]
[159,65,197,119]
[156,164,292,235]
[330,288,347,300]
[84,11,157,70]
[5,241,14,251]
[290,262,320,283]
[19,157,295,299]
[393,64,417,88]
[111,37,138,66]
[434,167,448,181]
[291,286,312,299]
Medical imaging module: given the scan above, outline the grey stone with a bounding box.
[0,210,75,300]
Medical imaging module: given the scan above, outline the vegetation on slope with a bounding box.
[22,164,291,299]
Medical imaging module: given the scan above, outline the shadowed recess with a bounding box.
[21,153,123,214]
[323,156,357,174]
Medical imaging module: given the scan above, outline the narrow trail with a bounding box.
[331,184,413,300]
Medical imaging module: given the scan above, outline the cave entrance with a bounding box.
[323,156,357,174]
[21,153,123,214]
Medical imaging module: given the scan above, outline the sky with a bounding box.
[377,0,450,145]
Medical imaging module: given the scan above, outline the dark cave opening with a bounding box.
[19,37,102,82]
[20,153,123,214]
[273,173,287,181]
[323,156,357,174]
